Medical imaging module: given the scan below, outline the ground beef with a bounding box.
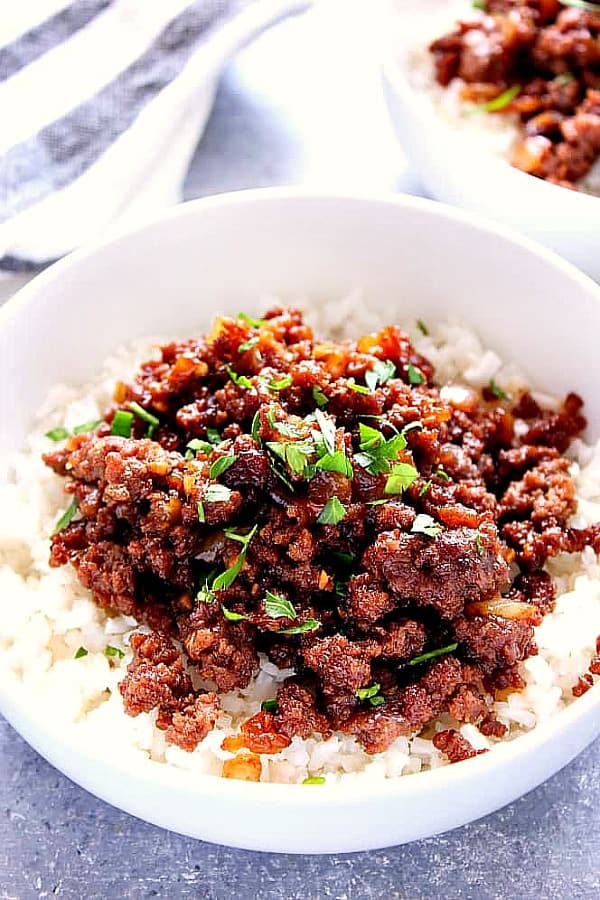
[429,2,600,190]
[44,307,596,757]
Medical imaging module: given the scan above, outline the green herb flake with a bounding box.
[226,365,254,390]
[411,513,443,538]
[205,484,233,503]
[129,401,160,437]
[436,467,450,483]
[477,84,521,113]
[45,426,70,441]
[238,312,266,328]
[197,582,216,604]
[74,646,88,659]
[197,502,206,523]
[472,0,486,9]
[407,364,425,386]
[206,428,222,445]
[269,374,293,391]
[367,498,388,506]
[408,642,459,667]
[209,453,237,479]
[312,385,328,408]
[359,422,384,451]
[347,379,370,395]
[369,695,386,707]
[265,591,297,620]
[417,318,429,336]
[488,378,509,401]
[317,496,346,525]
[261,698,278,713]
[212,524,258,591]
[355,683,381,700]
[281,618,321,635]
[238,336,259,353]
[315,451,353,478]
[302,776,326,785]
[187,438,214,456]
[105,645,125,659]
[221,605,249,622]
[419,479,432,497]
[365,359,396,393]
[251,410,261,443]
[475,532,484,556]
[73,419,102,435]
[333,550,355,565]
[384,462,419,495]
[110,410,134,438]
[314,409,336,455]
[52,497,78,536]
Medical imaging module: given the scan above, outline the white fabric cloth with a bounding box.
[0,0,309,270]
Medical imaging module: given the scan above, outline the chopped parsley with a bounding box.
[475,532,484,556]
[358,422,384,451]
[206,428,222,444]
[45,426,70,441]
[212,524,257,591]
[209,453,237,479]
[129,401,159,437]
[419,479,432,496]
[186,438,214,459]
[238,336,259,353]
[264,591,297,619]
[312,385,328,408]
[315,451,353,478]
[417,318,429,336]
[472,0,486,9]
[74,646,88,659]
[355,683,381,700]
[384,462,418,495]
[238,312,266,328]
[355,430,409,476]
[226,366,254,390]
[72,419,102,435]
[477,84,521,113]
[302,776,326,785]
[314,409,336,455]
[221,605,249,622]
[365,359,395,392]
[408,643,458,667]
[281,618,321,635]
[411,513,443,538]
[251,410,261,443]
[261,698,278,713]
[488,378,509,401]
[436,467,449,482]
[110,410,134,438]
[52,497,78,536]
[317,496,346,525]
[266,440,313,479]
[347,379,370,395]
[407,364,425,386]
[197,502,206,523]
[204,484,233,503]
[268,374,293,391]
[105,645,125,659]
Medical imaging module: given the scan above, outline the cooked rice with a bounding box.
[399,0,600,198]
[1,298,599,785]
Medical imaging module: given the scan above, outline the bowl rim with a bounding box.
[1,186,600,805]
[380,3,600,211]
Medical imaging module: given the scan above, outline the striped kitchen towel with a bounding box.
[0,0,309,272]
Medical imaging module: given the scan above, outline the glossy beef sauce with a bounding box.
[44,308,600,763]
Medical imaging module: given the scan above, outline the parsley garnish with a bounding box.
[105,645,125,659]
[355,430,409,477]
[264,591,297,619]
[205,484,233,503]
[318,496,346,525]
[355,683,382,703]
[266,440,313,478]
[365,360,396,392]
[407,364,425,386]
[46,420,102,441]
[186,438,214,459]
[73,419,102,435]
[302,776,326,785]
[45,426,70,441]
[419,480,432,496]
[347,379,370,395]
[251,410,261,443]
[411,513,443,537]
[472,0,486,9]
[475,532,484,556]
[261,698,278,713]
[314,409,336,455]
[226,366,254,390]
[129,401,159,438]
[238,336,259,353]
[417,319,429,336]
[408,642,458,667]
[358,422,384,451]
[315,451,353,478]
[269,374,293,391]
[436,467,449,482]
[221,605,249,622]
[238,312,266,327]
[52,497,78,536]
[488,379,509,401]
[312,385,328,408]
[197,502,206,523]
[384,462,418,495]
[477,84,521,113]
[209,454,237,479]
[74,646,88,659]
[110,410,134,438]
[206,428,221,444]
[281,618,321,635]
[212,524,258,591]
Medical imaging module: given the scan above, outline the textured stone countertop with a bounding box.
[1,2,598,897]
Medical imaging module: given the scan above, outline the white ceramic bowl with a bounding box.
[381,1,600,282]
[1,190,600,853]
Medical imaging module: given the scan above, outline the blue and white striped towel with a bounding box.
[0,0,308,271]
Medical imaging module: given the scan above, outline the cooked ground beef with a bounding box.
[429,1,600,190]
[44,307,598,761]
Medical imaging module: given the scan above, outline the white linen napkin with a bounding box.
[0,0,309,271]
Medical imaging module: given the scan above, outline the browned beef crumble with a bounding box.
[429,0,600,190]
[44,308,600,765]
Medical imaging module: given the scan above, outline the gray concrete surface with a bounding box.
[1,3,599,897]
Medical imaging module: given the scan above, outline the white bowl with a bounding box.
[1,190,600,853]
[381,1,600,282]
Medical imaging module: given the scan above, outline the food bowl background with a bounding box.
[1,190,600,853]
[381,0,600,283]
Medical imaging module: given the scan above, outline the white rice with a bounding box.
[400,0,600,197]
[1,300,599,785]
